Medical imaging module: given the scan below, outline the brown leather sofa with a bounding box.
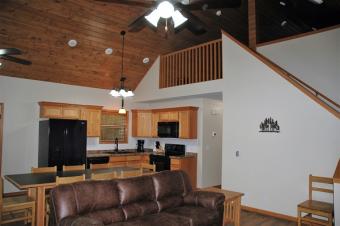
[49,170,225,226]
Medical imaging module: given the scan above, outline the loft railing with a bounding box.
[221,31,340,119]
[159,39,222,88]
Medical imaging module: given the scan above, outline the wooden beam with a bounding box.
[248,0,257,50]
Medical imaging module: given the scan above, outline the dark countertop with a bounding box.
[87,149,197,159]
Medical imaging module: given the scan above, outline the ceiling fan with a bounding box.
[96,0,241,35]
[0,48,32,65]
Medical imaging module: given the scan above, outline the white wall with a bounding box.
[0,76,144,192]
[201,98,223,187]
[222,33,340,216]
[258,28,340,103]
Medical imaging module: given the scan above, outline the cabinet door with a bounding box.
[168,112,179,121]
[40,105,63,118]
[151,112,159,137]
[137,112,152,137]
[81,109,101,137]
[62,106,80,119]
[179,111,190,139]
[159,112,169,121]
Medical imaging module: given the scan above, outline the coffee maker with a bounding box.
[137,140,144,152]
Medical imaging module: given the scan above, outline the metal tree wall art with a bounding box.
[259,117,280,133]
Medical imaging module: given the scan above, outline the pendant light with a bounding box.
[118,98,127,114]
[109,31,135,98]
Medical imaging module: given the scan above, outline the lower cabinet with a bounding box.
[170,156,197,189]
[109,154,149,166]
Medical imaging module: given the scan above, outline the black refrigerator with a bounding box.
[38,119,87,171]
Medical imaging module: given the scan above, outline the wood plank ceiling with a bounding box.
[0,0,339,90]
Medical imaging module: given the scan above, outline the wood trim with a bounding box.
[0,103,3,176]
[39,101,103,110]
[242,205,297,222]
[221,30,340,119]
[257,24,340,47]
[248,0,257,50]
[334,159,340,184]
[164,39,222,57]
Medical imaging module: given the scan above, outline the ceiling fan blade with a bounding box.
[178,9,207,35]
[95,0,155,8]
[128,9,156,32]
[0,55,32,65]
[181,0,241,10]
[0,48,22,56]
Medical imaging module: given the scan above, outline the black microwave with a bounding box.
[157,122,179,138]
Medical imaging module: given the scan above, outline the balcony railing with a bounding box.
[159,39,222,88]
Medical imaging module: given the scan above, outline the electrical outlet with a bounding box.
[236,151,240,157]
[212,131,217,137]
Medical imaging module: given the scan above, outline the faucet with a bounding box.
[114,137,119,152]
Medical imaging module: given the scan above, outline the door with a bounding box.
[63,120,87,166]
[0,103,3,176]
[48,119,65,170]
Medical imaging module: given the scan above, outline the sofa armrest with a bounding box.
[59,216,104,226]
[184,191,225,210]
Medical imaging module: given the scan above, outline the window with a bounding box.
[100,110,128,143]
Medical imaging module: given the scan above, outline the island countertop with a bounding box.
[87,149,197,159]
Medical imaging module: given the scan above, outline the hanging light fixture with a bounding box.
[118,98,127,114]
[109,31,135,98]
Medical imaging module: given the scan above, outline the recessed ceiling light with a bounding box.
[143,57,150,64]
[68,39,78,48]
[216,10,222,16]
[279,1,286,6]
[105,48,113,55]
[281,20,287,26]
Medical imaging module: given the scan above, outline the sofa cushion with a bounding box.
[83,208,125,225]
[107,212,191,226]
[165,206,220,226]
[157,195,183,211]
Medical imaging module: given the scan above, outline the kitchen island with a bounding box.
[87,149,197,188]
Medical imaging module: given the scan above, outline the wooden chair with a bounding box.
[0,178,36,225]
[140,163,156,175]
[120,169,142,178]
[62,164,86,171]
[31,166,57,226]
[31,166,57,173]
[91,172,117,180]
[56,174,85,185]
[297,175,334,226]
[90,163,110,170]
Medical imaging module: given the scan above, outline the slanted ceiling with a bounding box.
[0,0,339,90]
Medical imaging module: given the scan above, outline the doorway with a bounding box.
[0,103,3,176]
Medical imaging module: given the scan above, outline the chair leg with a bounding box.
[297,209,302,226]
[31,204,36,226]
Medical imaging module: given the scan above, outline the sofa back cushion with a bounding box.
[117,175,159,220]
[50,180,123,224]
[152,170,192,211]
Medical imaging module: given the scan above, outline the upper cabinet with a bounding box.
[132,110,152,137]
[80,108,102,137]
[39,102,103,137]
[132,107,198,139]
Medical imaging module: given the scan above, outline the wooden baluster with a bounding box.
[184,51,188,84]
[189,49,192,84]
[170,55,174,87]
[195,48,198,83]
[213,42,217,80]
[210,43,213,81]
[218,41,222,79]
[165,56,169,87]
[178,52,181,86]
[160,56,164,88]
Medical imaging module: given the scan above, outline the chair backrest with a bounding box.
[309,174,334,200]
[141,163,156,172]
[31,166,57,173]
[62,164,85,171]
[120,169,142,178]
[91,172,117,180]
[56,175,85,185]
[90,163,109,170]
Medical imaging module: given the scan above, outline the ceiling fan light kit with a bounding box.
[145,1,188,29]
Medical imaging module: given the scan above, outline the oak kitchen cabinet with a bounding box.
[131,110,153,137]
[170,155,197,189]
[39,102,103,137]
[132,107,198,139]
